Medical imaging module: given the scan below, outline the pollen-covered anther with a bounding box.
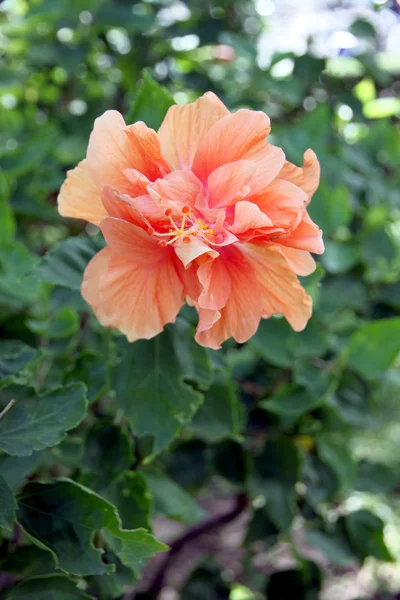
[183,236,191,244]
[182,205,190,214]
[165,208,172,217]
[147,226,154,236]
[159,241,167,247]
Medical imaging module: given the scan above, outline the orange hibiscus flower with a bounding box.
[58,92,323,349]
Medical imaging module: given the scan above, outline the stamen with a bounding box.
[147,226,154,236]
[168,214,181,232]
[183,236,191,244]
[182,205,190,214]
[160,241,167,247]
[165,208,172,217]
[208,229,214,235]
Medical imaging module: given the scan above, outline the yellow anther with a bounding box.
[208,229,214,235]
[197,218,202,224]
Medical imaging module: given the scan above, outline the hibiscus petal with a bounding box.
[197,257,231,310]
[246,144,286,197]
[195,245,263,349]
[87,111,168,193]
[158,92,229,171]
[81,247,112,317]
[100,217,163,262]
[279,247,316,276]
[174,237,219,269]
[207,161,255,208]
[277,210,324,254]
[84,221,184,341]
[98,251,184,341]
[123,169,151,197]
[57,159,106,225]
[147,170,202,215]
[278,149,320,202]
[229,200,273,235]
[101,186,149,228]
[241,243,312,331]
[249,179,307,228]
[192,109,271,181]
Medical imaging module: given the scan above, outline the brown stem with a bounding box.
[141,492,249,598]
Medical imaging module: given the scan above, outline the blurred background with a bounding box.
[1,1,400,599]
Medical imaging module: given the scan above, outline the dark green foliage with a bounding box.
[1,0,399,597]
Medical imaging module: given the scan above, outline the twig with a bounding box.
[142,492,249,598]
[0,399,15,421]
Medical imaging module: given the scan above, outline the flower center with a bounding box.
[150,206,215,247]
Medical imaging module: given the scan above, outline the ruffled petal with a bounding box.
[147,170,202,215]
[85,220,184,341]
[174,237,218,269]
[277,210,324,254]
[245,144,286,197]
[81,247,112,316]
[195,245,263,349]
[123,169,151,197]
[207,161,256,208]
[278,149,320,202]
[197,257,231,310]
[279,247,316,276]
[100,217,162,261]
[192,109,271,181]
[101,186,149,228]
[87,111,168,194]
[241,243,312,331]
[158,92,229,171]
[249,179,307,229]
[57,159,106,225]
[229,200,273,235]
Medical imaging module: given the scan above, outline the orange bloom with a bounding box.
[58,92,323,349]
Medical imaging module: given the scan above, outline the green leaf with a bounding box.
[0,242,40,306]
[309,182,352,235]
[0,473,16,531]
[83,420,134,491]
[305,528,355,567]
[144,470,204,524]
[0,383,87,456]
[261,388,324,421]
[354,460,398,494]
[321,241,360,274]
[35,235,105,291]
[127,70,175,130]
[343,318,400,379]
[190,373,245,441]
[252,437,301,531]
[17,479,167,577]
[213,440,248,485]
[302,455,338,506]
[250,317,329,368]
[114,321,212,454]
[27,308,80,339]
[0,170,16,244]
[0,340,38,389]
[316,434,355,491]
[105,472,152,530]
[345,510,393,562]
[245,506,279,546]
[0,452,42,492]
[8,574,95,599]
